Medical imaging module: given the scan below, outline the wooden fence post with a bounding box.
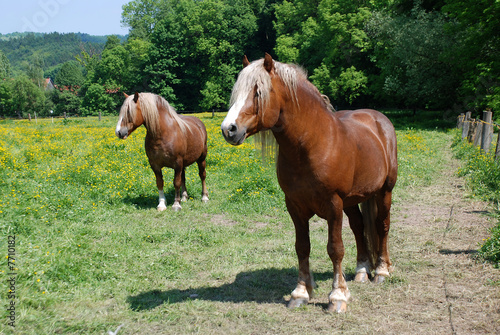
[28,113,31,122]
[457,113,464,128]
[64,112,67,119]
[99,111,101,122]
[480,110,493,152]
[467,120,477,143]
[462,111,471,140]
[473,121,483,147]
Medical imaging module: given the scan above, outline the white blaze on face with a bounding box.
[115,115,123,135]
[221,98,245,130]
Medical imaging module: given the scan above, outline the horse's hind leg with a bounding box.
[197,157,209,202]
[180,169,188,202]
[344,205,371,282]
[152,168,167,212]
[373,190,393,283]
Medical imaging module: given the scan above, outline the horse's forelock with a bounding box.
[230,58,306,111]
[120,95,135,122]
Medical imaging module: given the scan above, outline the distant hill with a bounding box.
[0,32,127,77]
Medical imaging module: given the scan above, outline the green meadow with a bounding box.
[0,112,488,334]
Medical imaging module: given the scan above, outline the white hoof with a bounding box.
[201,195,209,203]
[157,204,167,212]
[172,203,182,211]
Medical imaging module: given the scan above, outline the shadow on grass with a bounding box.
[127,267,347,311]
[122,189,176,209]
[439,248,478,255]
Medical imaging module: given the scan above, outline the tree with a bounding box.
[274,0,381,107]
[0,80,13,115]
[80,83,114,116]
[0,50,11,79]
[23,55,45,88]
[442,0,500,112]
[121,0,171,40]
[51,89,81,115]
[125,37,152,92]
[366,6,459,109]
[146,0,258,110]
[11,76,46,116]
[55,60,84,89]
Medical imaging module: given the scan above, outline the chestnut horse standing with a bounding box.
[116,92,209,211]
[221,54,397,312]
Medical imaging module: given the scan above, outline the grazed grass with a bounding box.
[0,111,462,334]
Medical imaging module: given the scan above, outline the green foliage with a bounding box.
[80,83,115,116]
[452,134,500,204]
[452,132,500,267]
[121,0,168,39]
[274,0,375,106]
[146,0,259,110]
[0,79,13,115]
[366,6,458,109]
[55,61,84,88]
[0,50,11,79]
[0,32,105,74]
[11,76,46,116]
[50,89,81,115]
[442,0,500,112]
[479,223,500,268]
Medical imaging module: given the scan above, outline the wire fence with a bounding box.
[457,111,500,161]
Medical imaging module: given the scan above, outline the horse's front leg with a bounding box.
[327,195,350,313]
[172,166,183,211]
[286,197,315,308]
[180,169,188,202]
[152,168,167,212]
[197,157,209,202]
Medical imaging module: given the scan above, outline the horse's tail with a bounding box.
[361,197,379,270]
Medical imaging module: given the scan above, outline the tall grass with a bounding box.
[452,132,500,268]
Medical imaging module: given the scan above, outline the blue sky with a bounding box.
[0,0,130,36]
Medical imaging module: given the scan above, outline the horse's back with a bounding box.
[336,109,397,189]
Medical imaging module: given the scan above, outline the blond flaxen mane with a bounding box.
[229,58,307,112]
[229,58,307,163]
[121,93,189,137]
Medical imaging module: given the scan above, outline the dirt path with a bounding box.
[385,142,500,334]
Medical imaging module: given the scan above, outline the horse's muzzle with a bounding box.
[221,123,246,146]
[116,127,129,139]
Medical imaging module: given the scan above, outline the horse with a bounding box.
[116,92,209,211]
[221,54,397,313]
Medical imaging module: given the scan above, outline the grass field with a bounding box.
[0,111,476,334]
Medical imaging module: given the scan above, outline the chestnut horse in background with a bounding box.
[116,92,209,211]
[221,54,397,312]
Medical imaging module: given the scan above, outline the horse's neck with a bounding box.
[273,83,336,151]
[143,107,177,139]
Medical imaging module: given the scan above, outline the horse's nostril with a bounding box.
[228,124,237,133]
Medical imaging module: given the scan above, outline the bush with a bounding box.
[452,131,500,268]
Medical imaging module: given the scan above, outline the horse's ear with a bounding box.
[133,92,139,103]
[243,55,250,68]
[264,53,274,73]
[123,93,129,98]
